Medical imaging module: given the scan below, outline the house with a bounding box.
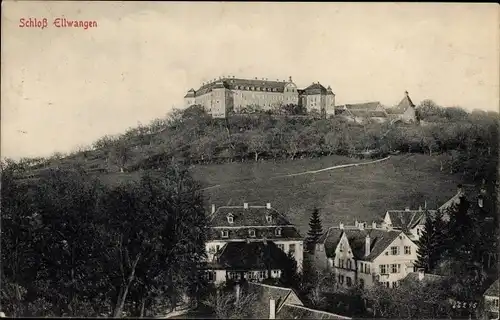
[203,240,291,284]
[335,101,388,123]
[204,203,304,283]
[244,282,351,319]
[483,279,499,319]
[385,91,417,123]
[402,269,445,284]
[314,221,419,289]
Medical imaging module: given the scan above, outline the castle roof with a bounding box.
[303,82,328,95]
[195,77,288,96]
[183,88,196,98]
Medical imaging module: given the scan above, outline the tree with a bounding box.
[203,287,258,319]
[415,210,446,273]
[305,208,323,252]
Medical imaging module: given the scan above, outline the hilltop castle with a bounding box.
[184,76,417,123]
[184,76,335,118]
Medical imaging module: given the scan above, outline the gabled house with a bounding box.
[205,203,304,282]
[381,207,437,241]
[314,222,419,289]
[385,91,417,123]
[483,279,499,319]
[244,282,351,319]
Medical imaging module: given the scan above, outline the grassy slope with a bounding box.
[99,153,461,236]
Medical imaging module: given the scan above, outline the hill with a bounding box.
[98,153,461,235]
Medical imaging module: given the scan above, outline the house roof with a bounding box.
[208,241,291,270]
[320,227,402,261]
[184,88,196,98]
[207,225,302,241]
[484,279,499,297]
[246,282,303,318]
[403,272,445,284]
[385,209,436,230]
[208,206,302,241]
[277,304,352,319]
[349,109,388,118]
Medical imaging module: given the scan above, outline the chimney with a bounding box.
[405,90,409,97]
[266,203,271,209]
[359,222,365,230]
[211,204,216,214]
[424,200,427,209]
[478,195,484,208]
[355,220,359,227]
[418,205,422,211]
[289,76,292,82]
[235,283,241,303]
[417,268,424,281]
[405,207,410,212]
[372,221,377,229]
[269,299,276,319]
[244,203,249,209]
[339,222,344,230]
[365,234,371,256]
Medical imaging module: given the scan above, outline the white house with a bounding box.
[203,203,304,284]
[483,279,499,319]
[314,221,419,289]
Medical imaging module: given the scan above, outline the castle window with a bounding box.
[249,229,256,237]
[275,227,282,236]
[221,230,229,238]
[227,214,234,224]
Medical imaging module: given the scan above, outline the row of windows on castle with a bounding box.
[227,85,297,92]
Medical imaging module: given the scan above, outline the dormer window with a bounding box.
[227,214,234,224]
[221,230,229,238]
[266,214,272,223]
[275,227,282,236]
[249,229,256,237]
[340,243,344,252]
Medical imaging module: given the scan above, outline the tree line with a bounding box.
[0,163,209,317]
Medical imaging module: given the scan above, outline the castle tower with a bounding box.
[325,85,336,117]
[184,88,196,107]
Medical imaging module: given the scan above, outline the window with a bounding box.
[275,227,282,236]
[391,246,399,255]
[494,298,499,307]
[249,229,256,237]
[289,244,296,254]
[346,277,352,287]
[347,259,352,270]
[380,265,387,274]
[339,275,344,284]
[360,262,364,273]
[266,215,272,223]
[259,271,266,279]
[391,264,401,273]
[227,214,234,224]
[340,259,344,268]
[216,245,220,252]
[404,246,411,254]
[277,244,285,251]
[366,264,370,273]
[340,243,344,252]
[221,230,229,238]
[385,282,390,288]
[208,271,215,281]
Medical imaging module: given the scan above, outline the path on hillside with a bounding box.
[200,156,391,191]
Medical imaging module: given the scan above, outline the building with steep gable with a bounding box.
[314,221,419,289]
[335,101,388,123]
[386,91,417,123]
[203,203,304,284]
[184,76,335,118]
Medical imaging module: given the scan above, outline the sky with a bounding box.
[2,2,499,159]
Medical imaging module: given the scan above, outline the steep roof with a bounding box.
[209,205,293,227]
[389,91,415,114]
[320,226,402,261]
[484,279,499,297]
[247,282,303,318]
[349,109,388,118]
[184,88,196,98]
[208,241,290,270]
[385,209,436,229]
[277,304,351,319]
[303,82,328,95]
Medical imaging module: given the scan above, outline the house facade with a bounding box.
[184,76,335,118]
[483,279,499,319]
[204,203,304,284]
[314,222,419,289]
